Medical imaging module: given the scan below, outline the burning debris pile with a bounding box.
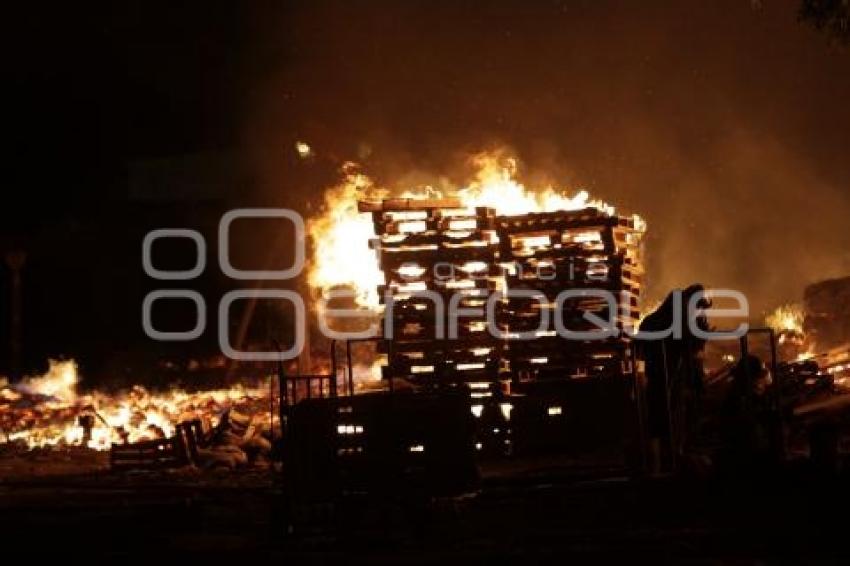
[803,277,850,389]
[0,360,274,468]
[764,277,850,390]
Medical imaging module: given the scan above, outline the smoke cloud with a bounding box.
[238,0,850,315]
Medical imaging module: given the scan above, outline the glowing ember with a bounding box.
[295,140,312,158]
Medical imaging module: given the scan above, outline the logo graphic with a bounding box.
[143,209,749,361]
[142,209,305,360]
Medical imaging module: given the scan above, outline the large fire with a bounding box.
[2,150,644,453]
[307,151,644,309]
[1,360,268,450]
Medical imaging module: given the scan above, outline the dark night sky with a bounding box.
[4,0,850,375]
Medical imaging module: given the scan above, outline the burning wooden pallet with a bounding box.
[361,198,502,386]
[109,410,273,471]
[495,208,645,381]
[110,419,204,471]
[361,199,645,386]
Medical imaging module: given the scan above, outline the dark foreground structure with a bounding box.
[3,463,850,562]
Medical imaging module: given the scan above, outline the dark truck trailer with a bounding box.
[283,389,479,503]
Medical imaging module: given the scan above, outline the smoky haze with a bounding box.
[237,0,849,316]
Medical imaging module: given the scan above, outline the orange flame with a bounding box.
[765,303,805,335]
[457,153,615,217]
[1,360,267,450]
[306,150,644,309]
[306,163,387,308]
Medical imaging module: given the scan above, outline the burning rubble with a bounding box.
[764,278,850,390]
[0,360,275,470]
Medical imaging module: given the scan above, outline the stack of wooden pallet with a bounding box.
[361,199,645,386]
[360,198,502,386]
[494,208,645,381]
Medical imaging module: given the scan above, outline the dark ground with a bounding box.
[2,461,849,563]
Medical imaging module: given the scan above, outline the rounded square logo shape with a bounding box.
[142,229,206,280]
[219,209,305,280]
[142,290,206,341]
[218,289,305,361]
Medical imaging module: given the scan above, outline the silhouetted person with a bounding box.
[638,284,709,475]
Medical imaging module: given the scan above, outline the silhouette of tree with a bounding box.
[800,0,850,44]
